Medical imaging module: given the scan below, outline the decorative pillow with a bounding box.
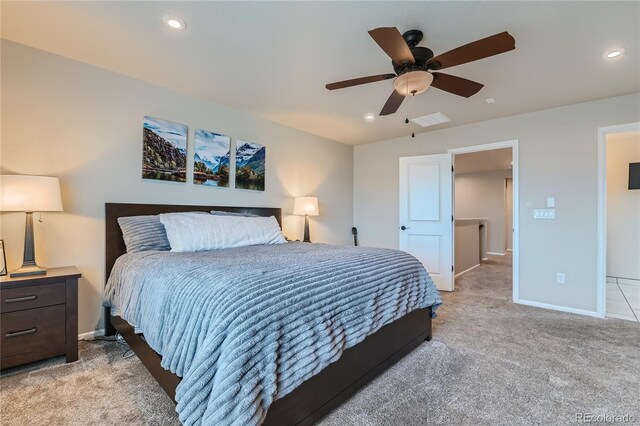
[118,215,171,253]
[210,210,259,217]
[159,212,285,252]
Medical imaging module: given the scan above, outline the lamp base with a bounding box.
[302,214,311,243]
[11,212,47,277]
[10,264,47,278]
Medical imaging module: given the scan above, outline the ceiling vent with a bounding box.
[411,112,450,127]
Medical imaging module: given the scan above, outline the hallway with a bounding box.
[453,254,513,301]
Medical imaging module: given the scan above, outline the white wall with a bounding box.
[0,41,354,335]
[455,169,512,254]
[606,131,640,280]
[354,93,640,314]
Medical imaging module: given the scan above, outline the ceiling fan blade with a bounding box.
[380,90,405,116]
[325,73,396,91]
[431,73,484,98]
[428,31,515,70]
[368,27,415,65]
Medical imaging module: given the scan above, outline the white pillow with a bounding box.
[158,212,285,252]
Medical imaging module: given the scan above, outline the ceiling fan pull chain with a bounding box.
[411,92,416,138]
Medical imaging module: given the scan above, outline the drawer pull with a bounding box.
[5,295,37,303]
[5,328,37,338]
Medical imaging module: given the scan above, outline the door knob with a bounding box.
[400,226,410,230]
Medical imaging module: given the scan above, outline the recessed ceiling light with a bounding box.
[163,15,186,30]
[485,98,496,104]
[605,48,624,59]
[363,112,376,122]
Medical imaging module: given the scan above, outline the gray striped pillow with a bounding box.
[118,215,171,253]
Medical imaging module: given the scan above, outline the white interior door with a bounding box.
[399,154,454,291]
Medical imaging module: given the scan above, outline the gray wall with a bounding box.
[455,170,512,254]
[606,131,640,280]
[0,41,354,335]
[354,93,640,314]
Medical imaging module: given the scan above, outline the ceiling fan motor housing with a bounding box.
[393,46,435,74]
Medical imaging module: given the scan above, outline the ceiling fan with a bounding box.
[325,28,515,116]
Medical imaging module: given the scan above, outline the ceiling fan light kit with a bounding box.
[325,27,516,121]
[393,71,433,96]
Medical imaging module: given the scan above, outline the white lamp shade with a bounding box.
[293,196,319,216]
[1,175,63,212]
[393,71,434,96]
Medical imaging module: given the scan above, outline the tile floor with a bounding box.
[606,277,640,322]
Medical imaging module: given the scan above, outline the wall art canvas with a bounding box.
[142,116,187,182]
[193,129,231,187]
[235,140,265,191]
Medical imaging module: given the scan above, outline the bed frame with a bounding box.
[105,202,433,426]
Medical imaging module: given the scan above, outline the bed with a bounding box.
[104,203,441,426]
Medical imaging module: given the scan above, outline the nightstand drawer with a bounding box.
[1,305,66,358]
[0,282,66,313]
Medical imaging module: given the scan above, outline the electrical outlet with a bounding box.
[556,272,566,284]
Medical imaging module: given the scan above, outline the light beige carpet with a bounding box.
[1,255,638,425]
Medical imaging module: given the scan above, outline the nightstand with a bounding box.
[0,266,81,369]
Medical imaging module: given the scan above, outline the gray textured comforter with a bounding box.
[104,242,441,426]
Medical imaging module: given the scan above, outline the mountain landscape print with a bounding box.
[235,140,265,191]
[194,129,230,187]
[142,117,187,182]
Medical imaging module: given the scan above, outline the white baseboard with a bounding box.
[515,298,602,318]
[487,252,506,256]
[78,329,106,341]
[506,249,513,252]
[481,257,488,261]
[455,263,480,278]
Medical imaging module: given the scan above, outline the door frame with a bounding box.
[596,122,640,318]
[448,140,520,302]
[504,177,513,253]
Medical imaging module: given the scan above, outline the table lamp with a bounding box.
[293,196,319,243]
[0,175,63,277]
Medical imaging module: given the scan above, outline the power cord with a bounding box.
[115,333,136,359]
[90,333,135,358]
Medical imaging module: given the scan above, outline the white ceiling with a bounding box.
[455,148,512,174]
[2,1,638,145]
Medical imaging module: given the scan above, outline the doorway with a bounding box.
[397,140,519,298]
[450,142,517,300]
[597,123,640,321]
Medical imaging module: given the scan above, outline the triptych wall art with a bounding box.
[142,116,266,191]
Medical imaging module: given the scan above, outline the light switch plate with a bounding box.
[547,197,555,208]
[534,208,555,219]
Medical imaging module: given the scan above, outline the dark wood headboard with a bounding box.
[105,203,282,283]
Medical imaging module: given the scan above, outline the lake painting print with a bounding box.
[235,140,266,191]
[193,129,230,187]
[142,117,187,182]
